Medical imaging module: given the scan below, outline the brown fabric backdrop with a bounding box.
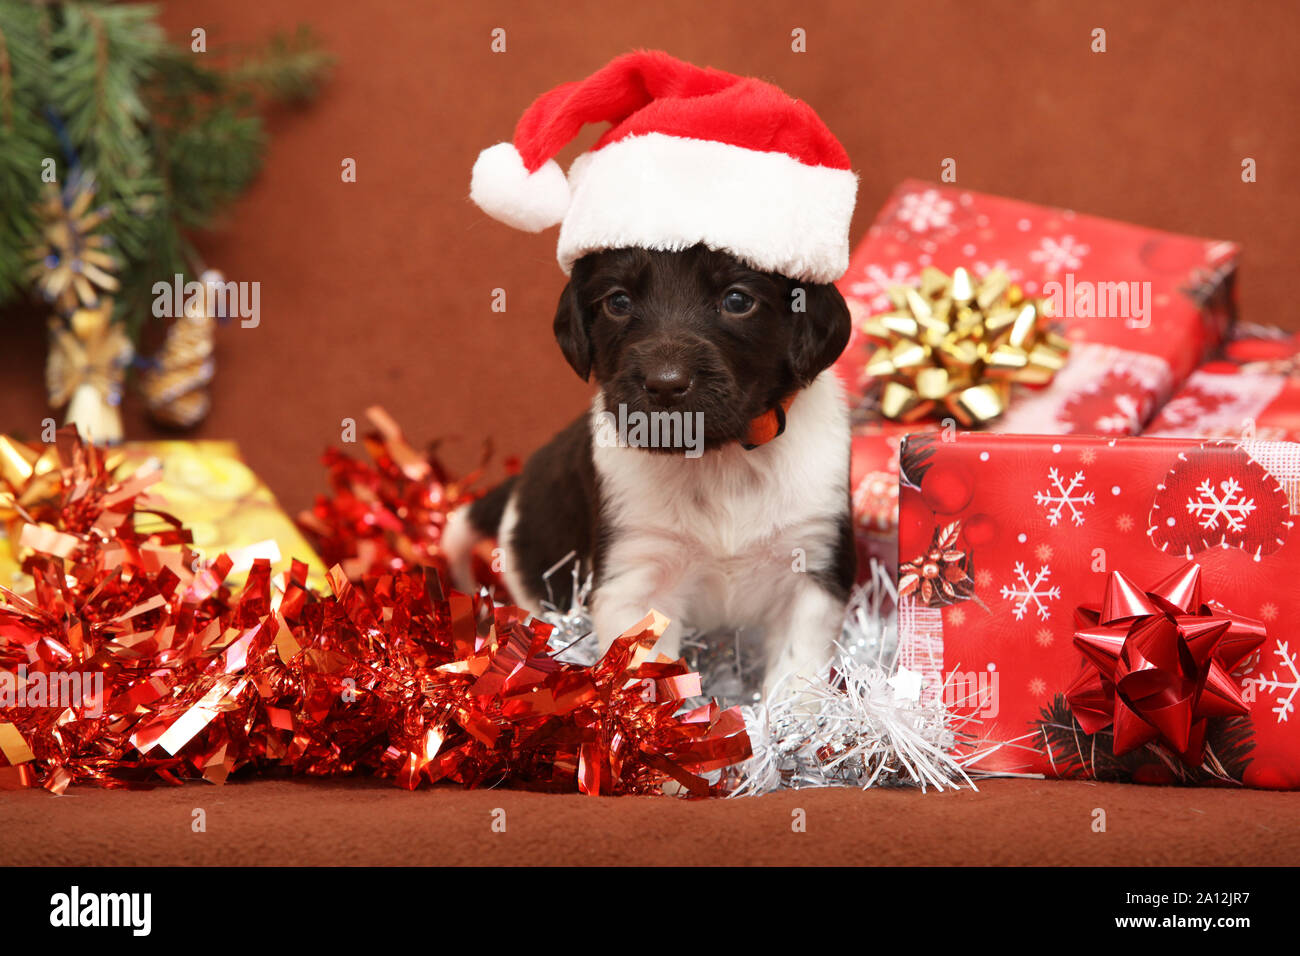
[4,1,1300,867]
[4,0,1299,516]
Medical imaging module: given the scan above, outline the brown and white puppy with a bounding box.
[445,242,854,698]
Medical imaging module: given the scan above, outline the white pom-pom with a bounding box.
[470,142,569,232]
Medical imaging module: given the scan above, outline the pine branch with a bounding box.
[46,2,169,285]
[152,99,266,229]
[1035,693,1253,785]
[226,25,334,104]
[0,2,330,331]
[1203,715,1255,781]
[899,433,938,489]
[0,2,59,298]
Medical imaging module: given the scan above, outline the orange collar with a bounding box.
[742,392,797,450]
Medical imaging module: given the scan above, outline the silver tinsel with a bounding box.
[536,551,599,666]
[532,554,977,795]
[729,559,976,795]
[727,646,974,795]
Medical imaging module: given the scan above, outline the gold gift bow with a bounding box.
[862,266,1070,425]
[0,435,58,528]
[0,435,70,572]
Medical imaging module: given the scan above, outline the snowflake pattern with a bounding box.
[847,262,917,313]
[1116,513,1134,532]
[1095,393,1147,435]
[1158,391,1228,429]
[896,189,954,232]
[1028,677,1048,698]
[1147,374,1288,440]
[1035,628,1054,647]
[1056,361,1166,437]
[1251,640,1300,723]
[1028,235,1091,275]
[1000,562,1061,621]
[1186,477,1256,533]
[1034,468,1095,526]
[971,259,1024,283]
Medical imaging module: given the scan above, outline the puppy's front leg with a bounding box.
[590,564,684,660]
[761,580,845,702]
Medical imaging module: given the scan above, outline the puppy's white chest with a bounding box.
[600,469,808,629]
[590,370,850,631]
[614,457,791,553]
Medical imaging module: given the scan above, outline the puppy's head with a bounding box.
[553,245,850,450]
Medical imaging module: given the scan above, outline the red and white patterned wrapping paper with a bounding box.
[1145,331,1300,442]
[836,180,1239,564]
[896,431,1300,790]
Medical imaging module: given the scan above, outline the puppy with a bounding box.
[446,242,854,697]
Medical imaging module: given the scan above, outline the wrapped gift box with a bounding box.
[1145,328,1300,442]
[0,439,327,592]
[895,431,1300,789]
[837,180,1239,570]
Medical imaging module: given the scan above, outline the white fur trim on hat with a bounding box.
[470,142,570,233]
[556,133,858,284]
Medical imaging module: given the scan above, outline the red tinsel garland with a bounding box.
[0,423,749,795]
[296,405,512,591]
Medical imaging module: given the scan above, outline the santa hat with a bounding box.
[470,50,857,284]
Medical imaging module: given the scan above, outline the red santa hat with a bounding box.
[469,50,857,284]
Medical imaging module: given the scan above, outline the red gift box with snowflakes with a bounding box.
[1146,330,1300,442]
[837,180,1238,567]
[896,431,1300,790]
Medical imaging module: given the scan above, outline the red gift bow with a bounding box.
[1065,563,1266,765]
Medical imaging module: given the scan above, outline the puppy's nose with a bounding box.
[643,365,693,405]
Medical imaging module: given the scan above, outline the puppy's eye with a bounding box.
[602,292,633,319]
[720,289,757,318]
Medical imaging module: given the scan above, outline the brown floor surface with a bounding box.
[2,778,1297,866]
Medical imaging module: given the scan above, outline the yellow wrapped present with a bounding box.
[0,437,326,591]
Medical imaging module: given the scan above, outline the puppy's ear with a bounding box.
[787,283,851,385]
[552,281,592,381]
